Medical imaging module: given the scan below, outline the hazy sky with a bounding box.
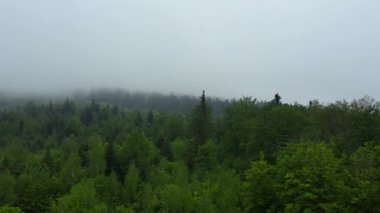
[1,0,379,103]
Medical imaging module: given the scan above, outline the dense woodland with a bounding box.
[0,91,379,212]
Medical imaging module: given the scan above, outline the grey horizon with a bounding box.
[1,0,379,104]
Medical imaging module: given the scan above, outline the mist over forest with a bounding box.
[1,0,380,212]
[0,89,231,115]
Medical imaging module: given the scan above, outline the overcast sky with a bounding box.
[1,0,379,103]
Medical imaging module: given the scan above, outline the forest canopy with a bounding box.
[0,91,379,212]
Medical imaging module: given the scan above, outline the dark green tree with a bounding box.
[188,91,213,170]
[191,91,213,146]
[105,141,116,176]
[273,93,282,105]
[147,110,154,127]
[134,111,143,128]
[223,97,257,159]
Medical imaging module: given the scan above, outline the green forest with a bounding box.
[0,91,379,212]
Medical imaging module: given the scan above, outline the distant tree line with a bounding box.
[76,89,230,116]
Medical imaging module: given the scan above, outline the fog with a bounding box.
[1,0,379,103]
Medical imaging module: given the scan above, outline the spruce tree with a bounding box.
[188,90,213,170]
[191,90,212,146]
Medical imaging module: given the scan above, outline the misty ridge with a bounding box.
[0,89,228,115]
[1,88,379,115]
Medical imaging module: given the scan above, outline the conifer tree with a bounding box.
[188,90,213,170]
[273,93,281,105]
[191,90,212,146]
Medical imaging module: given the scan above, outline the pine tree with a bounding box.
[188,90,213,170]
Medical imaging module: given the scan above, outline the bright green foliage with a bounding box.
[171,138,188,162]
[87,135,106,177]
[350,144,380,181]
[244,142,349,212]
[146,165,171,190]
[196,168,241,213]
[94,173,120,208]
[159,184,192,212]
[349,144,380,211]
[0,206,24,213]
[243,155,277,212]
[91,203,109,213]
[59,154,83,191]
[133,183,158,212]
[122,164,140,207]
[277,142,343,212]
[172,162,189,185]
[52,179,104,213]
[276,142,346,212]
[0,170,17,205]
[115,205,135,213]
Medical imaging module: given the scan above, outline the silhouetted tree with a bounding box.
[273,93,281,105]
